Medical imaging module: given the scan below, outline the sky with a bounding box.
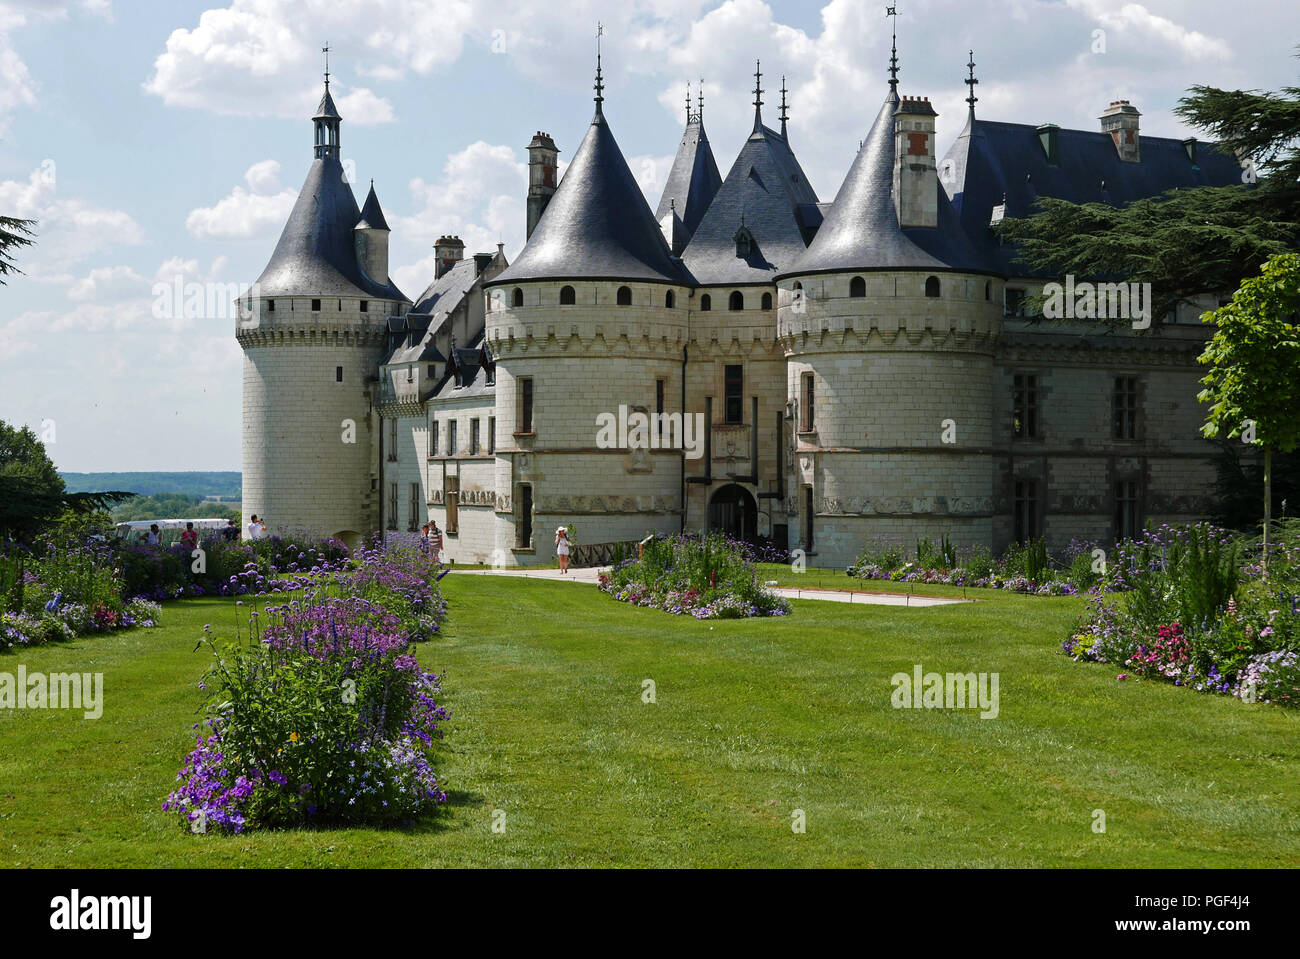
[0,0,1297,473]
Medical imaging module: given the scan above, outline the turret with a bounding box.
[526,132,559,240]
[355,181,391,285]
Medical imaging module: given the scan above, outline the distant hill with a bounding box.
[60,471,242,499]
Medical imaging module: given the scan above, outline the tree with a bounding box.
[1198,254,1300,575]
[0,420,130,541]
[997,55,1300,324]
[0,216,35,284]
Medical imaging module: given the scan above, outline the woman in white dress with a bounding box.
[555,526,571,575]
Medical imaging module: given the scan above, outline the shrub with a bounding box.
[1236,650,1300,706]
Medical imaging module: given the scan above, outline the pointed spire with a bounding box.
[593,22,605,117]
[965,49,979,121]
[698,78,704,122]
[358,179,390,231]
[779,75,789,139]
[312,45,341,160]
[752,59,763,132]
[685,81,692,124]
[886,5,899,93]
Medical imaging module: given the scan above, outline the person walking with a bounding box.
[555,526,571,575]
[428,520,443,563]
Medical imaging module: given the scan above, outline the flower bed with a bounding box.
[1063,522,1300,707]
[598,533,790,619]
[163,538,449,833]
[847,535,1093,595]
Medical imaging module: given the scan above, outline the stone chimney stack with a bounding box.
[526,131,559,240]
[434,235,465,279]
[893,95,938,229]
[1100,100,1141,163]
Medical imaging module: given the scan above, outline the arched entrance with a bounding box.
[708,484,758,543]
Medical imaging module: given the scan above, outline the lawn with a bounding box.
[1,574,1297,867]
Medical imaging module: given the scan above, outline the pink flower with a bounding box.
[1116,673,1128,681]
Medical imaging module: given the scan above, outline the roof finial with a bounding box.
[685,81,692,123]
[698,78,704,122]
[779,75,789,139]
[322,41,331,88]
[886,5,899,93]
[594,22,605,116]
[965,49,979,119]
[752,59,763,131]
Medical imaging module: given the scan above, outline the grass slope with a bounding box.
[1,576,1296,867]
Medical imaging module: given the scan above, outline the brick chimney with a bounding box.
[893,95,938,229]
[1100,100,1141,163]
[526,131,559,240]
[434,235,464,279]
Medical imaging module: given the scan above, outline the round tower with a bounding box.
[776,89,1003,568]
[238,78,409,547]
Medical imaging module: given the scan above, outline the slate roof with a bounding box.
[314,85,341,121]
[409,257,479,318]
[357,182,391,231]
[430,334,495,401]
[682,118,821,285]
[782,90,996,278]
[940,112,1244,276]
[654,115,722,251]
[490,105,691,286]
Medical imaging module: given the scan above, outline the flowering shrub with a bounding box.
[163,544,449,833]
[847,535,1086,595]
[600,533,789,619]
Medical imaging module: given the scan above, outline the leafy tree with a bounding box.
[1198,253,1300,574]
[0,216,35,284]
[1208,440,1300,531]
[0,420,131,541]
[997,55,1300,323]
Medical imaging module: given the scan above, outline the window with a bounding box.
[488,417,496,455]
[427,364,436,379]
[1005,288,1026,317]
[485,362,495,386]
[1115,479,1142,541]
[984,280,991,301]
[388,418,398,461]
[850,276,866,298]
[655,379,665,444]
[700,293,711,311]
[617,285,632,306]
[335,366,343,383]
[516,483,533,548]
[1112,376,1139,440]
[267,300,275,313]
[723,365,744,425]
[431,419,439,457]
[408,483,420,532]
[311,298,321,312]
[471,418,481,455]
[360,300,369,313]
[512,287,524,307]
[666,290,675,308]
[924,276,940,298]
[520,378,534,433]
[761,291,773,310]
[387,482,398,530]
[801,374,815,432]
[407,366,414,383]
[1013,479,1038,544]
[446,420,458,456]
[560,285,576,305]
[1013,374,1039,439]
[803,486,815,552]
[446,476,459,535]
[729,290,744,311]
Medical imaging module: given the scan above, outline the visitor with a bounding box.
[556,526,571,575]
[420,524,430,552]
[247,514,263,541]
[222,518,239,541]
[145,524,161,546]
[428,520,443,563]
[180,522,199,550]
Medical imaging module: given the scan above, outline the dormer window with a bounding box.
[733,225,755,258]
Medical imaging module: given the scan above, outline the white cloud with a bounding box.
[0,167,144,275]
[1068,0,1232,62]
[185,159,297,240]
[0,1,113,131]
[66,264,149,302]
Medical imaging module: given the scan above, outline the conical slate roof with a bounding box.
[491,107,690,285]
[314,85,341,121]
[782,90,994,278]
[682,120,819,285]
[357,181,390,231]
[655,114,722,252]
[254,155,407,300]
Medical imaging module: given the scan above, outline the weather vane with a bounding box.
[322,41,331,86]
[886,5,899,91]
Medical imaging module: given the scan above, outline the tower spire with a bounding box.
[752,59,763,132]
[685,81,692,124]
[312,44,342,160]
[698,78,704,122]
[593,22,605,116]
[965,49,979,120]
[779,75,789,139]
[886,5,899,94]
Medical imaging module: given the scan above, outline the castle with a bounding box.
[237,42,1241,569]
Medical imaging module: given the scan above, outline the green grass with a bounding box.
[1,576,1297,867]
